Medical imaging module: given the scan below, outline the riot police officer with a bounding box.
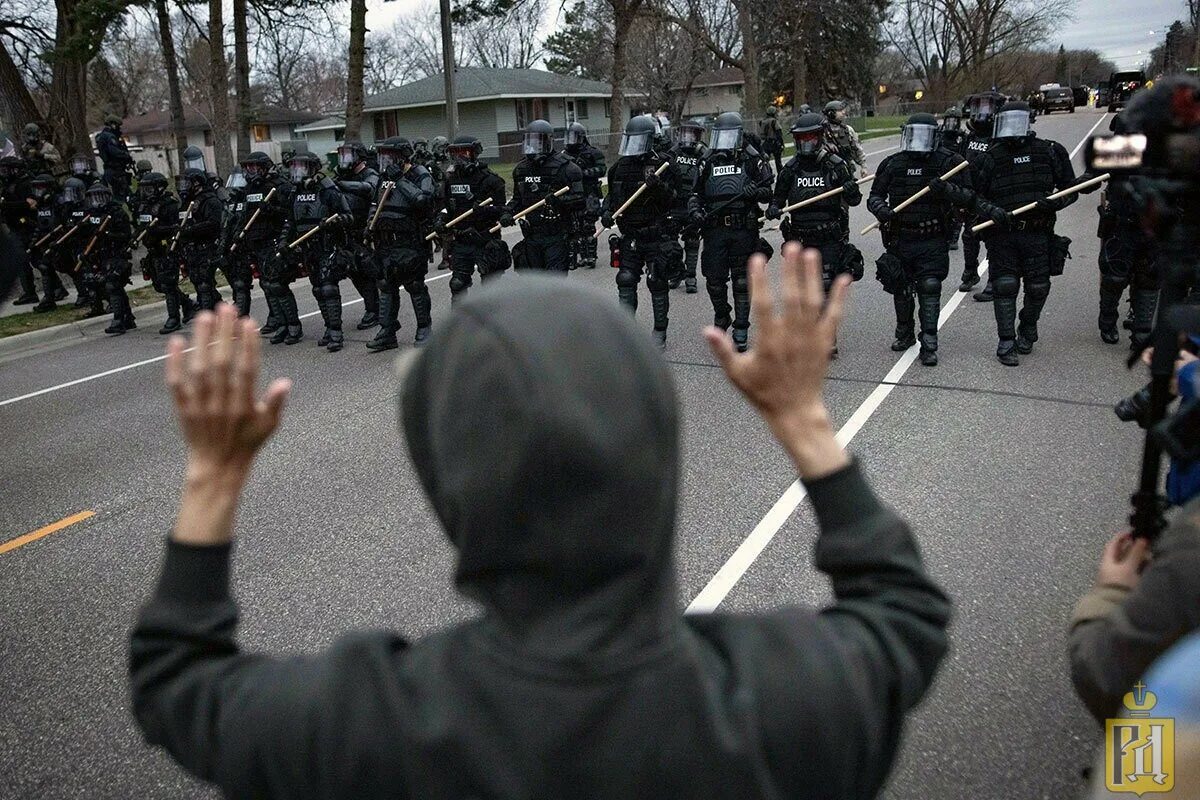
[428,136,453,270]
[219,167,252,317]
[564,122,606,269]
[68,153,99,188]
[335,141,382,329]
[433,134,508,304]
[279,152,353,351]
[867,113,984,366]
[823,101,866,177]
[668,118,707,293]
[78,183,134,334]
[759,106,784,173]
[232,151,293,337]
[134,172,193,333]
[939,106,968,250]
[767,112,863,297]
[1,154,41,305]
[175,167,225,313]
[961,91,1004,296]
[969,101,1077,366]
[21,123,61,177]
[687,111,773,352]
[366,136,435,351]
[28,173,69,311]
[602,115,680,349]
[95,114,134,203]
[56,177,93,309]
[499,119,585,273]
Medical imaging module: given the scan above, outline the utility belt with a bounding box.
[785,219,842,243]
[618,226,670,245]
[373,220,424,243]
[1004,216,1054,233]
[705,212,759,230]
[890,218,946,238]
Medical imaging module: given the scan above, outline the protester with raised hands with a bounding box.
[131,245,950,800]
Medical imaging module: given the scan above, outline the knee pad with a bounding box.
[918,276,942,297]
[616,267,639,289]
[1025,278,1051,303]
[993,274,1020,299]
[319,283,340,301]
[1099,271,1127,293]
[732,273,749,295]
[402,279,427,296]
[646,275,669,293]
[449,273,471,293]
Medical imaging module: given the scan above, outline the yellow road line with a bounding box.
[0,510,95,555]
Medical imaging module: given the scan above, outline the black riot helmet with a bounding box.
[901,112,939,154]
[31,173,56,199]
[413,138,429,158]
[941,106,963,132]
[824,100,848,122]
[798,103,813,114]
[135,158,153,175]
[85,182,113,209]
[618,115,657,157]
[288,151,322,184]
[177,167,207,198]
[138,171,168,199]
[966,92,1002,135]
[675,118,705,149]
[993,101,1033,139]
[23,122,41,145]
[240,151,274,181]
[710,111,744,152]
[62,177,85,204]
[448,134,482,169]
[565,122,588,152]
[522,119,555,159]
[790,112,826,157]
[377,136,414,172]
[182,145,207,173]
[0,154,24,179]
[337,141,368,171]
[70,153,94,176]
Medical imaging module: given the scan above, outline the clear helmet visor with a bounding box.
[377,152,396,171]
[993,110,1031,139]
[711,127,742,151]
[185,152,206,172]
[86,191,110,209]
[942,115,961,131]
[177,176,194,196]
[522,132,551,156]
[337,147,357,169]
[71,156,91,175]
[225,171,246,190]
[448,145,475,166]
[138,182,160,198]
[32,182,53,198]
[901,124,937,152]
[565,129,585,146]
[289,161,313,183]
[794,131,821,156]
[62,184,82,203]
[677,126,701,146]
[618,132,651,157]
[241,163,266,180]
[969,97,996,123]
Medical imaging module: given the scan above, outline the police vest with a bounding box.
[241,178,288,242]
[34,205,56,234]
[987,138,1057,211]
[886,150,957,226]
[964,135,992,168]
[785,156,843,226]
[446,165,492,215]
[702,155,753,204]
[376,165,433,225]
[337,168,378,225]
[610,156,671,228]
[292,183,328,232]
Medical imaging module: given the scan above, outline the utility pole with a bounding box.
[439,0,458,138]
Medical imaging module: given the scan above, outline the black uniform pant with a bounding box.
[700,225,759,329]
[145,248,189,322]
[885,236,949,352]
[962,223,986,280]
[374,236,431,339]
[223,251,255,317]
[1099,224,1158,345]
[614,233,675,332]
[104,169,131,205]
[449,232,508,303]
[89,256,133,324]
[256,248,301,333]
[182,246,221,310]
[11,228,37,299]
[346,242,379,320]
[987,228,1052,344]
[514,230,570,273]
[569,207,600,268]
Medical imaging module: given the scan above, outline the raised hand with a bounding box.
[705,243,852,479]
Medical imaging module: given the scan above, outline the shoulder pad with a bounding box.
[822,151,845,167]
[319,175,336,190]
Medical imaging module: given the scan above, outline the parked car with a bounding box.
[1042,86,1075,114]
[1072,86,1089,107]
[1108,70,1146,112]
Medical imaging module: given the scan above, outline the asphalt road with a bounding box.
[0,109,1147,799]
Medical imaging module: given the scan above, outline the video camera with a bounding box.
[1085,76,1200,538]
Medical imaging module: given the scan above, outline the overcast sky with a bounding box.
[365,0,1190,73]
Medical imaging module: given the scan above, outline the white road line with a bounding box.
[688,113,1110,614]
[864,144,899,158]
[0,272,452,408]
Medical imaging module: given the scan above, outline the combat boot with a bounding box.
[732,327,749,353]
[269,326,288,344]
[958,273,980,292]
[284,325,303,345]
[919,348,938,366]
[181,294,197,324]
[104,318,126,335]
[685,277,697,293]
[653,329,667,350]
[414,325,432,345]
[973,282,994,302]
[33,298,56,313]
[367,323,399,352]
[1129,288,1157,351]
[327,329,344,352]
[356,311,379,330]
[997,339,1019,366]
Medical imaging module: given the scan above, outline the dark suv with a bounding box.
[1042,86,1075,113]
[1108,71,1146,112]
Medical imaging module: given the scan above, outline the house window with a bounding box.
[203,129,214,147]
[333,127,345,141]
[251,124,270,142]
[515,99,549,129]
[603,99,611,118]
[576,99,588,119]
[372,112,399,142]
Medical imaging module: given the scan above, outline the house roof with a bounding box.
[295,115,346,133]
[680,67,745,90]
[365,67,622,111]
[121,105,324,135]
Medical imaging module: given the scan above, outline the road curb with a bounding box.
[0,286,234,360]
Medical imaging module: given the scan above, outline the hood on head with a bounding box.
[401,276,680,662]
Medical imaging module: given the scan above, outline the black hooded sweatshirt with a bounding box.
[130,277,951,799]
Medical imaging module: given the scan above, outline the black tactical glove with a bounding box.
[433,212,449,234]
[499,212,516,228]
[1075,176,1103,195]
[765,203,782,220]
[988,206,1014,227]
[873,206,895,223]
[1034,197,1058,214]
[928,177,948,196]
[601,213,615,229]
[643,170,663,189]
[742,183,762,200]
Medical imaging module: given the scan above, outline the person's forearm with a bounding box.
[172,460,251,546]
[772,406,850,481]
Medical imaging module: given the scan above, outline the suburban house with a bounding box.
[672,67,745,119]
[117,105,324,175]
[297,67,640,162]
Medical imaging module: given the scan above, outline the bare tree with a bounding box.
[462,0,546,69]
[233,0,251,159]
[208,0,234,175]
[344,0,367,141]
[153,0,188,170]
